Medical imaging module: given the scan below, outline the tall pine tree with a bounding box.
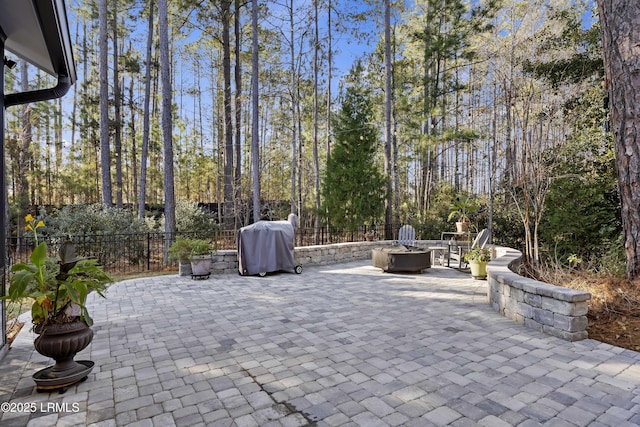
[322,62,386,232]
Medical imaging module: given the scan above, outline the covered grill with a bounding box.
[237,214,303,276]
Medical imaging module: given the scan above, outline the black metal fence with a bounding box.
[8,224,397,276]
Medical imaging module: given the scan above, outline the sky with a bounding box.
[7,0,601,151]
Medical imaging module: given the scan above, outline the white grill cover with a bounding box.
[237,220,296,275]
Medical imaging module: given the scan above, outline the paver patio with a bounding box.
[1,260,639,426]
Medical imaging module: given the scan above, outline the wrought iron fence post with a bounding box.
[147,232,151,271]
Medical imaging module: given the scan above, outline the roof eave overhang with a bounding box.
[2,0,76,106]
[33,0,77,83]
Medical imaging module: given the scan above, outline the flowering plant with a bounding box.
[464,247,491,263]
[0,215,111,326]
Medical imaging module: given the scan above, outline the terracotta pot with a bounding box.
[455,221,469,233]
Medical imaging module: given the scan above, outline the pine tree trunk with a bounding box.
[251,0,260,223]
[289,0,298,218]
[130,72,137,208]
[55,98,62,200]
[139,0,154,220]
[70,18,78,204]
[234,0,242,225]
[313,0,321,243]
[159,0,176,255]
[18,62,31,227]
[325,0,332,240]
[113,4,123,208]
[597,0,640,279]
[222,0,234,227]
[99,0,112,206]
[383,0,393,238]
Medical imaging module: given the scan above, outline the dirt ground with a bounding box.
[588,312,640,351]
[581,277,640,352]
[522,263,640,352]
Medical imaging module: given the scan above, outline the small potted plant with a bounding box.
[464,246,491,280]
[169,238,215,278]
[189,239,214,278]
[168,238,195,276]
[1,215,112,391]
[447,195,478,233]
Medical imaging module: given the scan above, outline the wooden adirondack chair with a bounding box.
[397,224,417,248]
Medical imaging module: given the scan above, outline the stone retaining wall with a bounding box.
[486,247,591,341]
[209,240,445,275]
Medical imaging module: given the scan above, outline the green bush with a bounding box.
[488,196,523,250]
[539,84,621,272]
[396,184,488,240]
[36,204,149,266]
[155,201,218,237]
[168,238,196,262]
[40,204,148,237]
[168,238,214,262]
[597,238,626,277]
[541,175,620,264]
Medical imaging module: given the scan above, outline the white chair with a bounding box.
[397,224,417,248]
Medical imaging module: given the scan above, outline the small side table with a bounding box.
[426,246,448,266]
[438,232,475,267]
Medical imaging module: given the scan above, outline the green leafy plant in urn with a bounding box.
[1,215,112,392]
[168,238,195,276]
[447,195,479,233]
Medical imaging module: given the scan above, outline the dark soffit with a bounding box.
[0,0,76,82]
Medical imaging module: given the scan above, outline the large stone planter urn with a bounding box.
[32,320,95,392]
[190,255,212,279]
